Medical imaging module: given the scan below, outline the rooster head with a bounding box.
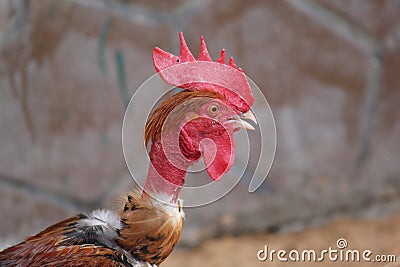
[144,33,256,197]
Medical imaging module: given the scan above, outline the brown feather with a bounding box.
[117,190,184,265]
[144,90,225,146]
[0,190,183,266]
[0,216,134,266]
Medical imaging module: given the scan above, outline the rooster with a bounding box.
[0,32,256,267]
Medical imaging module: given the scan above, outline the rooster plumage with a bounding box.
[0,32,256,266]
[0,192,182,266]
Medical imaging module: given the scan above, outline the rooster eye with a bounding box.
[208,104,219,116]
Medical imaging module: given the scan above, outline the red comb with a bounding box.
[153,32,254,112]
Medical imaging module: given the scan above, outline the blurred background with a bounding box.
[0,0,399,266]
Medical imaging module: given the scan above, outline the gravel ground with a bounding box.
[164,213,400,267]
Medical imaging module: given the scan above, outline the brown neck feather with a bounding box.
[144,90,225,146]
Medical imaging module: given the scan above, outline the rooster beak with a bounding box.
[225,110,257,131]
[239,110,257,130]
[240,110,257,125]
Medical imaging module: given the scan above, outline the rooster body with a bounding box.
[0,32,256,266]
[0,191,183,266]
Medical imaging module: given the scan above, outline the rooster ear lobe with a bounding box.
[201,134,236,181]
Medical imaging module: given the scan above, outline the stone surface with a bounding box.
[0,0,175,203]
[114,0,189,12]
[355,45,400,200]
[0,185,73,245]
[317,0,400,39]
[0,1,12,33]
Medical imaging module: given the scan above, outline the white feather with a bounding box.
[77,209,121,243]
[84,209,122,229]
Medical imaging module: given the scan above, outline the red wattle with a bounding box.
[180,118,235,181]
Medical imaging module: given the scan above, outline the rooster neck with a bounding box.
[142,90,226,202]
[143,139,198,202]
